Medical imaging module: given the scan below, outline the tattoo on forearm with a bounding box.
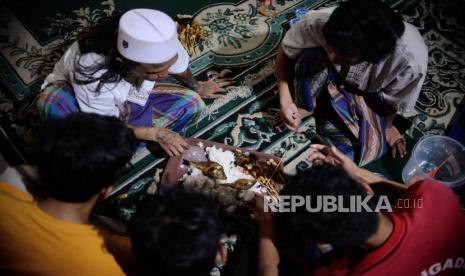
[173,70,199,90]
[143,128,151,140]
[154,129,176,144]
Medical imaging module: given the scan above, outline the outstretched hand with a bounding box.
[197,79,234,99]
[279,102,301,132]
[147,127,189,157]
[309,144,358,172]
[309,144,379,193]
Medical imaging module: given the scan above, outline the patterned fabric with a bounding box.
[296,48,387,166]
[36,81,79,120]
[37,81,205,136]
[120,82,206,134]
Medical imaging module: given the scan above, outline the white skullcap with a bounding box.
[117,9,183,64]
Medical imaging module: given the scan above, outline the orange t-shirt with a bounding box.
[0,181,134,275]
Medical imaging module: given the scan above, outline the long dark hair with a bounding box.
[74,12,129,92]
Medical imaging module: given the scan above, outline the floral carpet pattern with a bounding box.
[1,0,464,197]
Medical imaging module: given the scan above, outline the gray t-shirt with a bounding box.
[282,8,428,112]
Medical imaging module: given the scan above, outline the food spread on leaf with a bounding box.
[180,143,282,213]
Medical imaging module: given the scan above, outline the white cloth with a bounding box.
[118,9,183,64]
[282,8,428,112]
[41,41,190,117]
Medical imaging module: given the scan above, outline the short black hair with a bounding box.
[128,188,225,276]
[322,0,405,63]
[37,112,137,202]
[280,164,379,246]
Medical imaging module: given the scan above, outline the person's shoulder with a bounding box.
[300,7,333,28]
[285,7,332,47]
[0,181,33,203]
[393,22,428,73]
[73,50,110,83]
[407,178,451,195]
[77,51,107,68]
[405,179,461,209]
[0,181,33,223]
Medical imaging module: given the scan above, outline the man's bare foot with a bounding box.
[272,108,313,129]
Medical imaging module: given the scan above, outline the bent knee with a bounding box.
[185,90,206,115]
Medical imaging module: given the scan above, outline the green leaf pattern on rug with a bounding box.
[0,0,115,80]
[208,121,237,140]
[200,4,257,49]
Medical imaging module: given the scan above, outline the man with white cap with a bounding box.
[39,9,229,156]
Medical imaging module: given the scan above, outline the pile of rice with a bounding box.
[181,144,267,213]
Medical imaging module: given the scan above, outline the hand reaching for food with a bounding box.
[146,127,189,156]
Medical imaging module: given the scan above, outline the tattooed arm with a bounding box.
[128,125,189,156]
[172,69,200,90]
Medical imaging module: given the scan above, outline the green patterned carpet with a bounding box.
[1,0,464,199]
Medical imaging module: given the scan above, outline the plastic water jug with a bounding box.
[402,135,465,187]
